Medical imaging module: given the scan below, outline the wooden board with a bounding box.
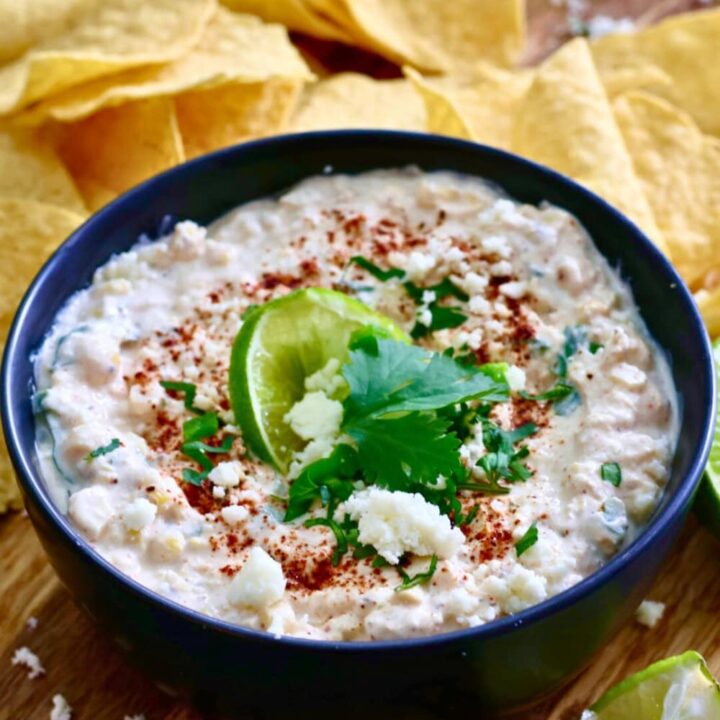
[1,1,713,718]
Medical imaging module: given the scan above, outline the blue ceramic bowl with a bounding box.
[2,131,715,716]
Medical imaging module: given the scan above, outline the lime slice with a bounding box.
[695,338,720,537]
[229,288,407,473]
[585,651,720,719]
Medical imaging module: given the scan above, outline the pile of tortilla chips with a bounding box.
[0,0,718,511]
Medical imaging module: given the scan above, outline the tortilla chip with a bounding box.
[56,97,185,211]
[404,64,532,148]
[0,128,85,212]
[592,8,720,136]
[511,39,666,254]
[0,0,216,115]
[613,91,720,289]
[0,0,96,64]
[176,78,303,159]
[695,287,720,339]
[18,9,313,124]
[289,73,426,132]
[339,0,525,72]
[220,0,353,43]
[0,198,86,513]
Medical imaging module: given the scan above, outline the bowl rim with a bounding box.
[2,129,716,653]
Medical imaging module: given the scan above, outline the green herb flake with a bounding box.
[85,438,121,461]
[589,341,603,354]
[183,412,219,442]
[515,523,539,557]
[395,554,438,592]
[600,462,622,487]
[159,380,202,414]
[348,255,405,282]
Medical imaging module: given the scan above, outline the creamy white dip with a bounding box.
[34,169,678,640]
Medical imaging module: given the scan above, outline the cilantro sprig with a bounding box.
[395,555,438,592]
[515,523,539,557]
[283,334,517,571]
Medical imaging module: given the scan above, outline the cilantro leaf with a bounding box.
[342,338,509,422]
[85,438,121,461]
[520,381,581,416]
[284,444,359,521]
[395,554,438,592]
[348,256,404,282]
[600,462,622,487]
[346,413,464,491]
[159,380,203,414]
[411,304,468,339]
[515,523,539,557]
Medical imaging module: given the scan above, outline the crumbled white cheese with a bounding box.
[304,358,345,396]
[481,235,511,258]
[284,391,343,441]
[67,486,115,540]
[221,505,249,526]
[343,488,465,564]
[212,485,226,499]
[499,281,527,299]
[50,694,72,720]
[208,461,243,488]
[403,251,436,280]
[417,306,433,327]
[506,365,526,392]
[122,498,157,531]
[228,547,286,609]
[26,616,38,631]
[635,600,665,629]
[468,295,491,316]
[11,646,45,679]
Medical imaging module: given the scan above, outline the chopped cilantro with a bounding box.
[305,517,348,566]
[515,523,539,557]
[85,438,121,461]
[395,555,438,592]
[183,412,219,442]
[471,417,537,491]
[181,435,234,473]
[600,462,622,487]
[520,381,581,416]
[182,467,209,486]
[159,380,203,414]
[456,504,480,527]
[589,341,603,354]
[348,255,404,282]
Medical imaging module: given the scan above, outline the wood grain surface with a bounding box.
[1,1,712,718]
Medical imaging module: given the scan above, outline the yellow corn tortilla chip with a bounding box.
[289,73,426,132]
[0,128,85,212]
[18,9,313,124]
[56,97,185,211]
[592,8,720,136]
[695,287,720,340]
[0,0,96,65]
[511,39,666,255]
[220,0,353,43]
[0,198,86,513]
[338,0,525,72]
[176,79,303,159]
[0,0,216,115]
[613,91,720,289]
[404,64,533,148]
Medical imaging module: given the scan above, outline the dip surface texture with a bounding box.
[34,169,678,641]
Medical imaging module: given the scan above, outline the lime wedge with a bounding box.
[695,338,720,537]
[585,651,720,719]
[229,288,407,473]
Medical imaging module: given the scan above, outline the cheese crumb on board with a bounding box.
[635,599,666,628]
[50,694,72,720]
[11,646,45,679]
